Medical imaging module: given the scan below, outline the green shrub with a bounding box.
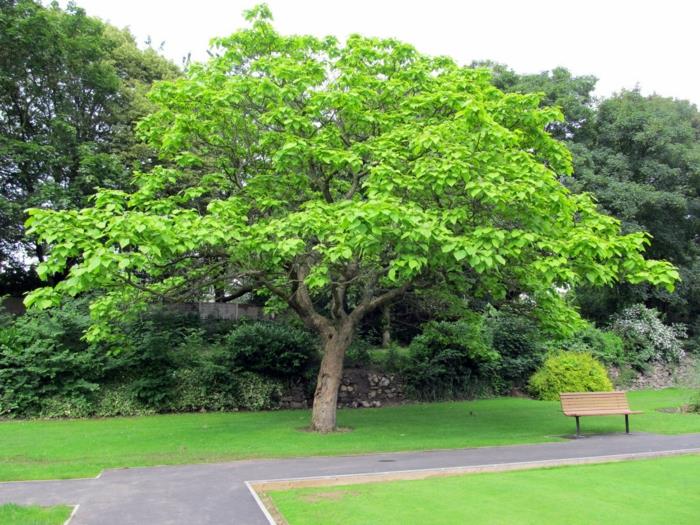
[611,365,639,389]
[38,396,94,419]
[368,344,410,373]
[684,335,700,356]
[403,317,500,401]
[528,351,613,401]
[611,304,687,370]
[107,315,188,409]
[94,383,155,417]
[0,299,105,417]
[486,311,546,392]
[0,300,318,418]
[557,325,625,366]
[690,390,700,413]
[100,317,307,413]
[235,372,283,411]
[162,330,236,412]
[344,338,373,368]
[170,368,238,412]
[223,322,319,380]
[345,341,411,372]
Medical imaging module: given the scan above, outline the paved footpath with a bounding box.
[1,432,700,525]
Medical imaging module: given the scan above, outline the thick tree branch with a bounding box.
[329,272,349,320]
[293,264,333,333]
[219,284,255,302]
[343,168,367,200]
[350,283,410,322]
[309,161,334,204]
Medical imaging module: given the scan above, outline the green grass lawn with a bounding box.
[0,388,697,482]
[269,454,700,525]
[0,504,72,525]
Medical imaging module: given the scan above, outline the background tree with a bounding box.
[485,67,700,336]
[477,63,598,142]
[568,91,700,331]
[25,6,677,432]
[0,0,179,294]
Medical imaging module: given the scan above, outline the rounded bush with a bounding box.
[560,326,625,367]
[528,351,613,401]
[403,317,500,401]
[611,304,687,369]
[223,321,318,379]
[235,372,283,411]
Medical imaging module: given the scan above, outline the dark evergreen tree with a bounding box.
[0,0,179,293]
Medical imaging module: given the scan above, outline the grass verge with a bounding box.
[269,454,700,525]
[0,503,72,525]
[0,388,697,481]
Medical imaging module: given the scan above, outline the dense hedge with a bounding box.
[0,298,102,416]
[401,311,553,400]
[0,300,319,418]
[1,297,692,418]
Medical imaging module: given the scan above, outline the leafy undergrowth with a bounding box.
[0,504,72,525]
[0,388,696,482]
[270,454,700,525]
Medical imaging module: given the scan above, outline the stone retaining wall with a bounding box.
[609,356,699,390]
[278,368,406,409]
[337,368,406,408]
[279,357,699,410]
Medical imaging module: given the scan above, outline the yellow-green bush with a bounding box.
[528,351,613,400]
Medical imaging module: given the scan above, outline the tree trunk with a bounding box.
[310,322,354,432]
[381,304,391,348]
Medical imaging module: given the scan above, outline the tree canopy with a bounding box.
[25,5,678,431]
[0,0,179,293]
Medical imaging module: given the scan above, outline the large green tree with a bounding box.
[25,6,677,431]
[0,0,178,293]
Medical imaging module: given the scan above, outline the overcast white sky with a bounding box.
[67,0,699,105]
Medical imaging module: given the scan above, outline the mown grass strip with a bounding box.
[0,388,696,481]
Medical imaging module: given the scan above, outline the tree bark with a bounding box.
[284,273,409,433]
[381,304,391,348]
[310,321,354,432]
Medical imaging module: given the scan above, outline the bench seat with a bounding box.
[560,391,641,435]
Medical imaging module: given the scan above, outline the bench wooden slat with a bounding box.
[563,410,642,416]
[564,403,629,410]
[565,399,628,406]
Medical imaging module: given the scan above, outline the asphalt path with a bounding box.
[1,432,700,524]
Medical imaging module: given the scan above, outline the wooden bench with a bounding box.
[560,392,642,436]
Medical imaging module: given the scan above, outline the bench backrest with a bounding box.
[560,391,630,414]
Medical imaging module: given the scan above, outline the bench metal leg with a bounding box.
[625,414,629,434]
[576,416,580,436]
